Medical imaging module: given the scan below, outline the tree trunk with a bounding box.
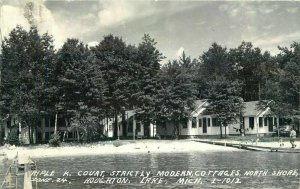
[114,110,119,140]
[219,123,223,139]
[133,115,136,140]
[31,117,36,144]
[0,121,2,144]
[77,128,80,142]
[28,123,31,144]
[18,117,22,143]
[63,117,69,142]
[176,123,179,139]
[121,111,127,137]
[258,80,261,100]
[178,123,181,139]
[63,131,67,142]
[277,115,280,137]
[54,113,58,135]
[224,125,227,138]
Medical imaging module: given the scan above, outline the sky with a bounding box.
[1,0,300,62]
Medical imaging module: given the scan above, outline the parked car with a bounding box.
[274,125,291,137]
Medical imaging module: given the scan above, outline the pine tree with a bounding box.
[206,77,244,138]
[156,54,197,138]
[56,38,106,141]
[0,26,56,144]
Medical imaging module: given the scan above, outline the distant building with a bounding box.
[157,100,277,138]
[101,110,156,139]
[1,101,289,143]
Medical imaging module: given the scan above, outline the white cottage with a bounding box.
[157,100,276,138]
[101,110,156,139]
[229,101,276,136]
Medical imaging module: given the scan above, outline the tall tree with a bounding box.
[201,42,234,80]
[277,42,300,113]
[0,26,56,144]
[156,54,197,138]
[197,43,233,99]
[260,42,300,134]
[93,35,135,138]
[229,42,269,101]
[56,38,106,141]
[206,77,244,138]
[134,34,164,130]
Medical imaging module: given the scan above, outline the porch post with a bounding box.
[41,118,45,142]
[133,115,136,140]
[256,117,259,137]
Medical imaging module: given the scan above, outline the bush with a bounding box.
[49,133,61,147]
[7,129,20,145]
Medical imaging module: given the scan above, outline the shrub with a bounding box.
[49,133,61,147]
[7,129,20,145]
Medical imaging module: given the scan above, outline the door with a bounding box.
[203,118,207,133]
[144,122,150,138]
[268,117,273,132]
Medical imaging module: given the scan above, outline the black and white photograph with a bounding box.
[0,0,299,188]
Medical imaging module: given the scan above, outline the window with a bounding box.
[212,118,217,127]
[199,119,202,127]
[274,118,277,126]
[259,117,263,127]
[264,117,268,126]
[212,118,221,127]
[249,117,254,130]
[192,117,197,128]
[207,118,211,127]
[212,118,220,127]
[203,118,207,133]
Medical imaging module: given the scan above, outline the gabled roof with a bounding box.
[191,100,208,117]
[243,101,260,116]
[242,101,270,117]
[192,100,270,117]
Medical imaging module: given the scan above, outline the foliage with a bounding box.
[1,26,56,115]
[134,34,165,123]
[206,77,244,138]
[69,111,101,142]
[49,133,61,147]
[200,42,234,80]
[7,129,19,145]
[1,25,299,142]
[1,26,56,144]
[156,53,197,138]
[229,42,270,101]
[258,42,300,135]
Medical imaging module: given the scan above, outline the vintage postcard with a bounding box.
[0,0,299,189]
